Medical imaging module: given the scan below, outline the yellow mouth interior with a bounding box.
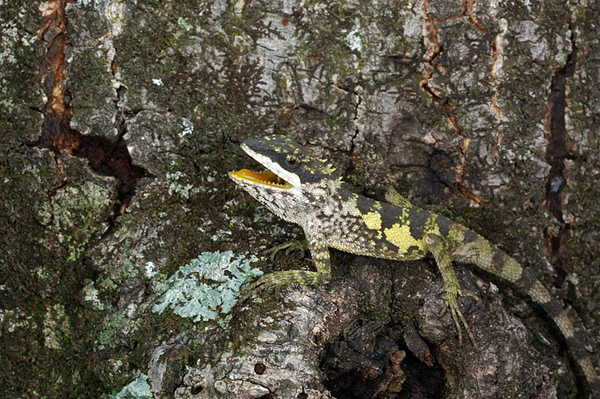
[229,169,292,189]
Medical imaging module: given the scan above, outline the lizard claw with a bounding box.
[239,274,276,304]
[438,287,479,348]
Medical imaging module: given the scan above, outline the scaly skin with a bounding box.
[229,134,599,395]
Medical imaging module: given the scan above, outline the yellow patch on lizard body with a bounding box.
[447,224,465,241]
[362,211,382,231]
[384,223,427,255]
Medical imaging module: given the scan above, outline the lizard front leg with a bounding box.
[263,239,309,260]
[425,233,478,347]
[240,235,331,301]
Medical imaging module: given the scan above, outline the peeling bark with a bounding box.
[37,0,152,220]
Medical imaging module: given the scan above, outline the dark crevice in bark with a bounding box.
[320,320,444,398]
[543,32,577,277]
[35,0,153,225]
[348,90,361,162]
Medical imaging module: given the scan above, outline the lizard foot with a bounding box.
[263,239,309,260]
[439,287,480,348]
[239,269,329,304]
[239,273,281,304]
[425,232,480,348]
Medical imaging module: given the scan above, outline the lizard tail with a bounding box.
[451,229,599,394]
[515,266,600,396]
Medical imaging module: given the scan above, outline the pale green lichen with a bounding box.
[83,281,105,310]
[152,251,262,323]
[37,181,113,262]
[98,312,127,348]
[105,372,153,399]
[165,171,199,199]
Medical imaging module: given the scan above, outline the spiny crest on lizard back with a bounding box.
[229,135,342,223]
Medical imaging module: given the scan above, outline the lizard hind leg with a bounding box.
[384,186,413,208]
[425,233,480,347]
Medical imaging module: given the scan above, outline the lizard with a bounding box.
[228,134,599,395]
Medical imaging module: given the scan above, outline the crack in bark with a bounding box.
[36,0,153,223]
[447,116,482,204]
[543,29,577,274]
[442,0,486,34]
[463,0,486,34]
[349,90,362,160]
[490,32,506,164]
[38,0,77,154]
[416,1,480,204]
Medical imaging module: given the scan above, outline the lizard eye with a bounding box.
[285,154,301,167]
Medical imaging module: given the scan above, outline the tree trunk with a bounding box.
[1,0,599,398]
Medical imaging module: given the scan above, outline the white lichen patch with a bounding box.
[104,0,126,37]
[143,261,157,278]
[165,171,199,199]
[82,281,105,310]
[211,229,232,241]
[180,117,194,137]
[68,0,127,87]
[152,251,262,323]
[400,7,423,40]
[76,0,102,7]
[109,372,153,399]
[344,25,363,52]
[4,307,31,333]
[177,16,193,32]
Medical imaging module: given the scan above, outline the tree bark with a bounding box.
[1,0,599,398]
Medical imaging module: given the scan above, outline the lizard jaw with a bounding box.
[229,143,298,190]
[228,168,293,189]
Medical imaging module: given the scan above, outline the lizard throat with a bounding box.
[229,168,293,189]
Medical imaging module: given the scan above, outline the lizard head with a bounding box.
[229,134,341,223]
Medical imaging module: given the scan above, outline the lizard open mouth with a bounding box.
[229,168,293,189]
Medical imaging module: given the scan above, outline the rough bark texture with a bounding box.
[1,1,599,398]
